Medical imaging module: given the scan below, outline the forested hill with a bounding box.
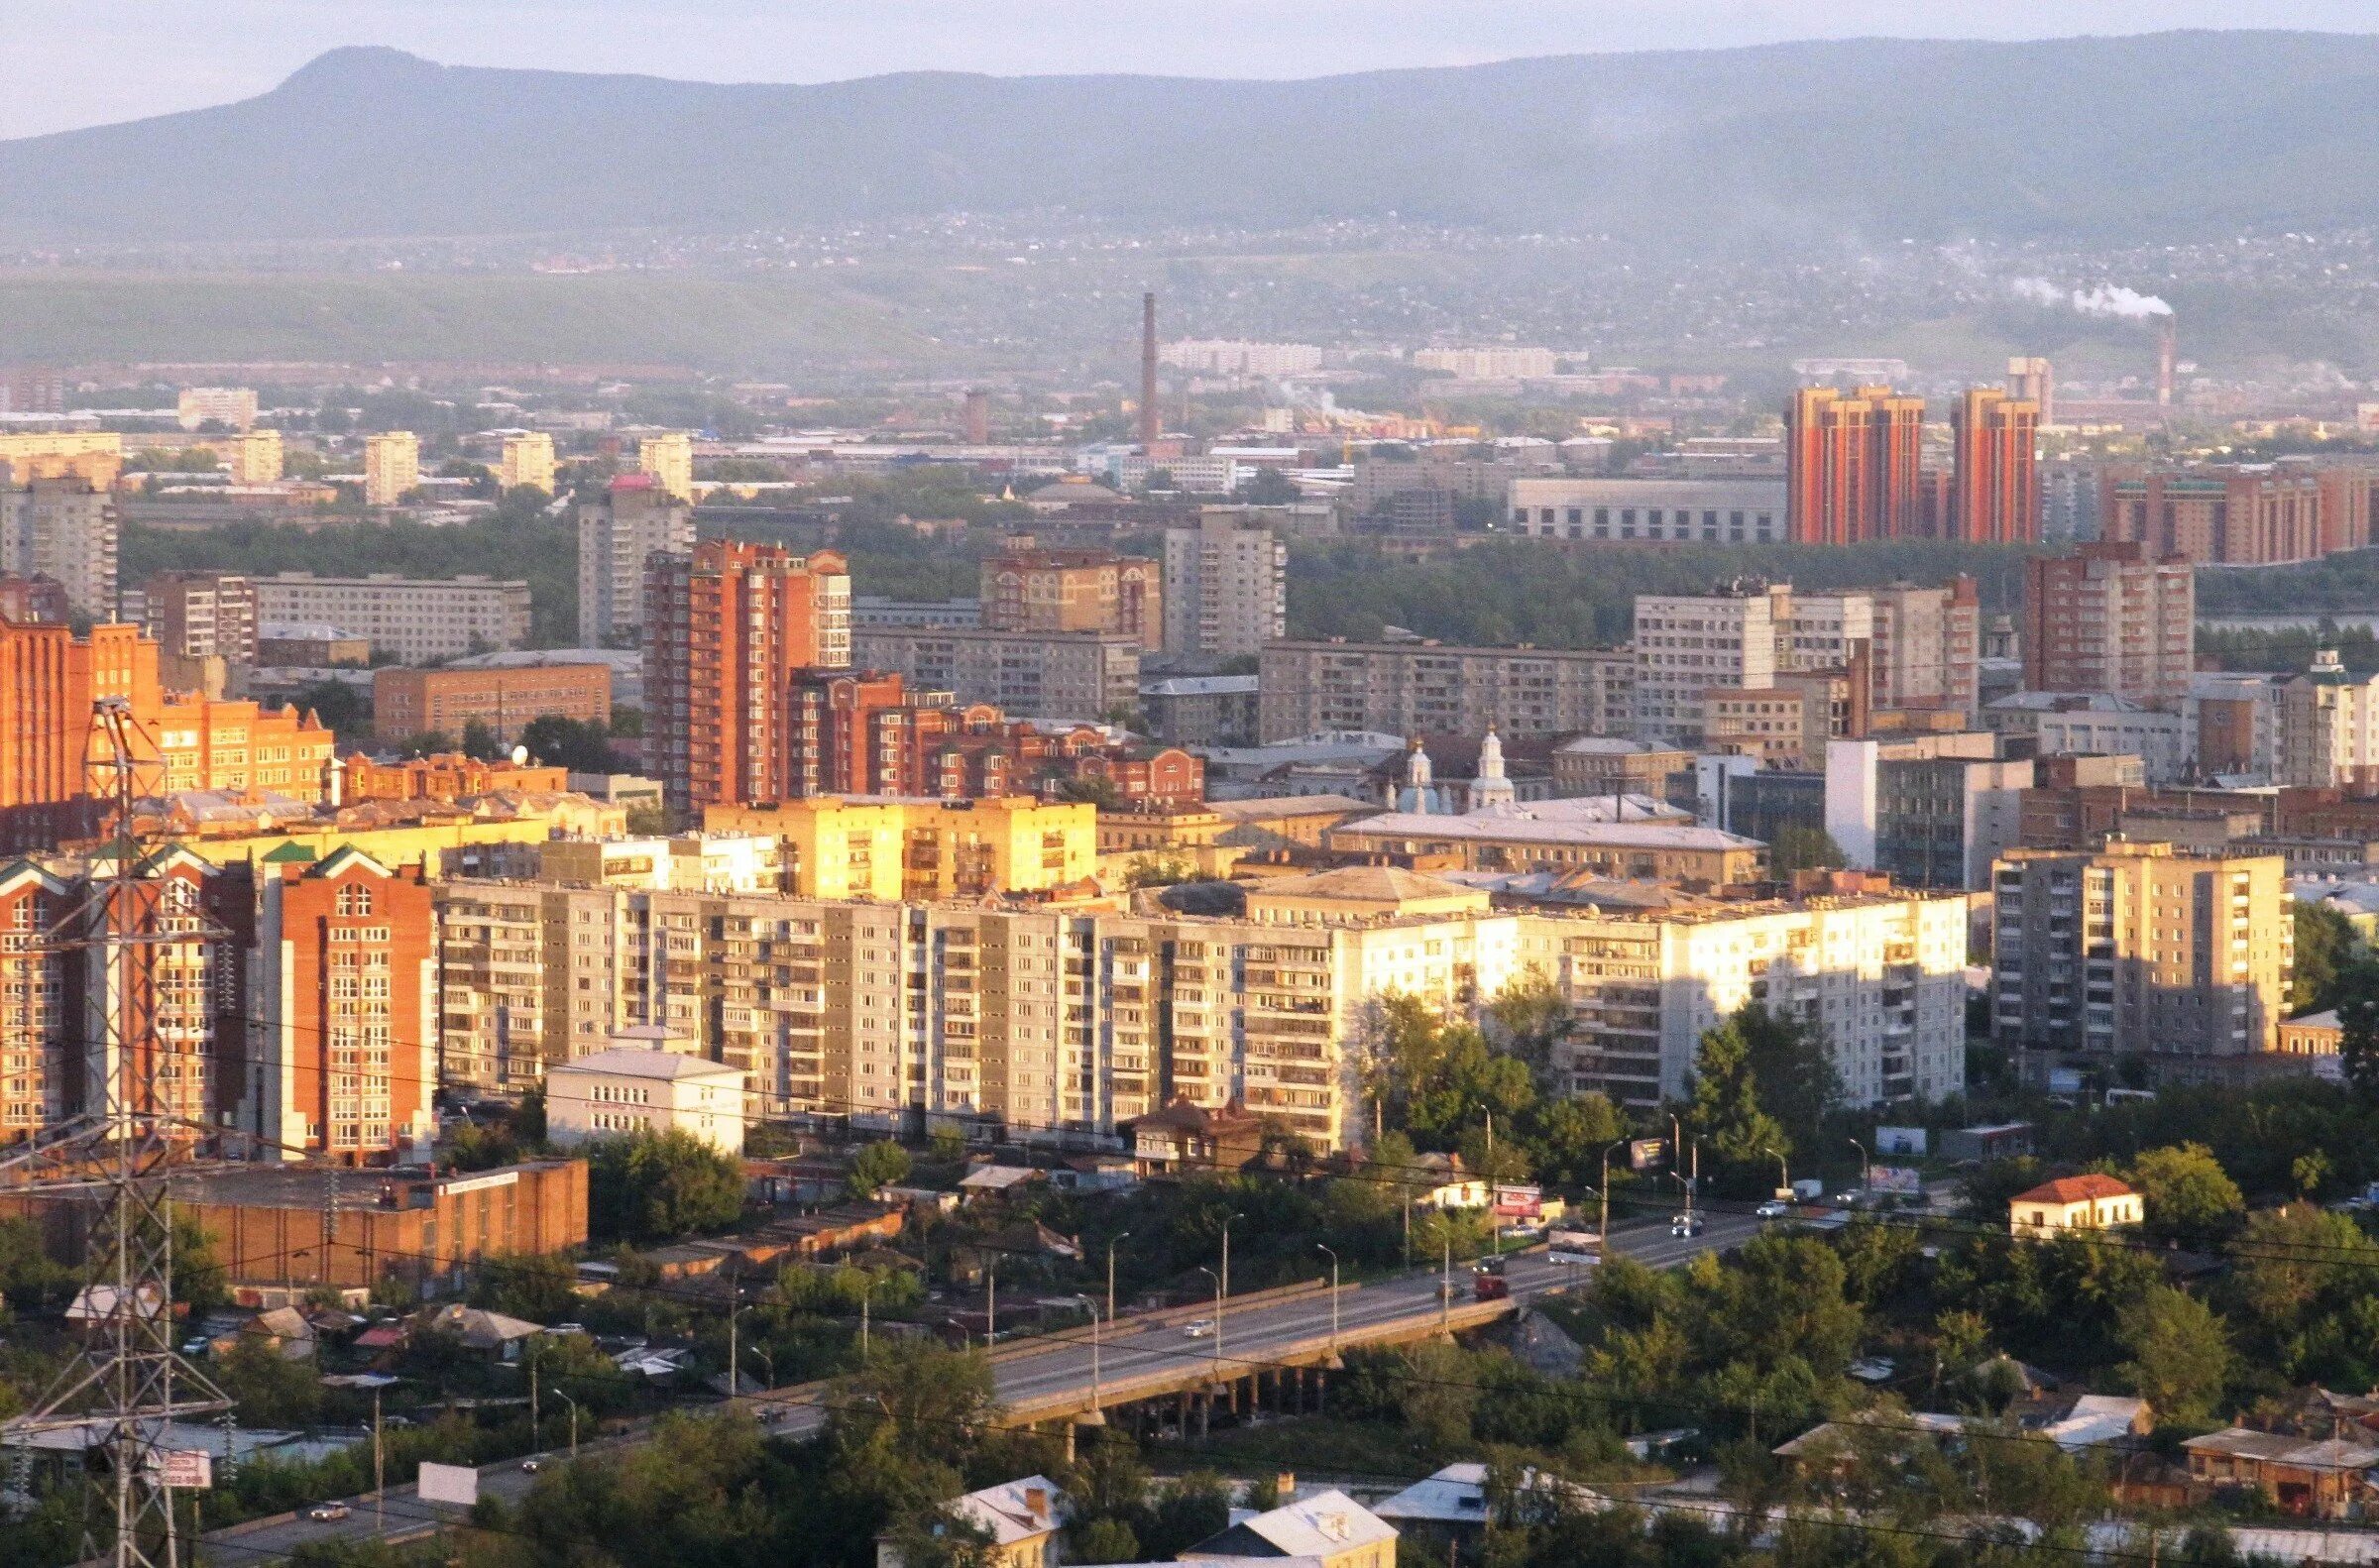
[14,33,2379,245]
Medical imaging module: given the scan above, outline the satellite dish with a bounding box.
[510,745,529,765]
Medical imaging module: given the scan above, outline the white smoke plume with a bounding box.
[2011,278,2173,319]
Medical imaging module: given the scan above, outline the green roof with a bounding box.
[259,841,319,864]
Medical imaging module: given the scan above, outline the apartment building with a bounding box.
[704,795,1098,899]
[1506,478,1786,544]
[225,430,283,486]
[499,431,557,495]
[978,539,1162,650]
[142,571,259,665]
[0,431,124,490]
[1948,388,2039,544]
[2277,649,2379,789]
[373,663,612,744]
[1984,692,2193,784]
[577,474,695,645]
[1361,449,1557,516]
[155,693,337,801]
[0,620,160,846]
[1162,511,1286,656]
[1551,737,1693,797]
[1785,385,1926,544]
[253,573,531,662]
[0,859,72,1137]
[1990,840,2294,1084]
[850,627,1138,721]
[1159,340,1325,377]
[363,431,420,507]
[1325,796,1766,884]
[644,541,851,810]
[2098,461,2379,565]
[1550,884,1970,1108]
[1259,638,1632,744]
[1632,583,1787,745]
[248,847,437,1165]
[638,431,694,502]
[2020,542,2195,702]
[1826,731,2032,891]
[1,477,118,619]
[177,387,259,431]
[1413,346,1557,379]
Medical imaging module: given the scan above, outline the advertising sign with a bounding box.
[1492,1183,1543,1219]
[1869,1165,1924,1196]
[417,1462,481,1507]
[1875,1127,1928,1157]
[1629,1138,1666,1172]
[149,1451,211,1490]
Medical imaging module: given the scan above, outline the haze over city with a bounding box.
[8,14,2379,1568]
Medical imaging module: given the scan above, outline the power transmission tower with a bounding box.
[0,697,232,1568]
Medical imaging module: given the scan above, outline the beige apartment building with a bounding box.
[638,431,694,502]
[1258,639,1633,744]
[576,475,694,645]
[363,432,420,507]
[1162,510,1286,656]
[225,430,283,485]
[500,431,557,495]
[1990,840,2294,1085]
[0,477,119,618]
[253,573,531,662]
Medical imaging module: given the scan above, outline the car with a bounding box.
[1833,1190,1866,1209]
[179,1336,212,1357]
[1669,1214,1705,1238]
[1182,1319,1215,1339]
[1755,1200,1789,1219]
[519,1459,542,1473]
[306,1504,351,1522]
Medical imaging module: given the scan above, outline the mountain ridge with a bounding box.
[12,33,2379,246]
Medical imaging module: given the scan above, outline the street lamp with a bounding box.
[1599,1138,1629,1248]
[1315,1244,1341,1367]
[748,1346,775,1392]
[986,1255,999,1345]
[550,1387,580,1459]
[1761,1144,1790,1199]
[1106,1231,1131,1323]
[1848,1136,1871,1197]
[1194,1265,1224,1379]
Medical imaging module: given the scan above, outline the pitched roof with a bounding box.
[950,1475,1071,1545]
[1252,865,1478,902]
[551,1047,741,1082]
[2012,1174,2136,1205]
[1189,1492,1398,1560]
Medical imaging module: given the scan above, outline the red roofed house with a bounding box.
[2009,1174,2142,1236]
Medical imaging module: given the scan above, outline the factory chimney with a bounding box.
[2156,317,2177,408]
[963,389,990,446]
[1140,291,1160,449]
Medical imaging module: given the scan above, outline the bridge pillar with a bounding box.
[1314,1369,1327,1415]
[1196,1390,1211,1441]
[1179,1390,1192,1438]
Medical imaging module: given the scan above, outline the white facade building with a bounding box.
[1162,511,1288,656]
[546,1047,747,1155]
[1509,478,1785,544]
[254,573,529,662]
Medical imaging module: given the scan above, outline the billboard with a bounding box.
[1629,1138,1666,1172]
[1875,1127,1928,1157]
[1492,1184,1543,1219]
[148,1451,211,1490]
[1869,1165,1924,1196]
[418,1462,481,1507]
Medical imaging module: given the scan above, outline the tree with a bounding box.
[1769,826,1847,875]
[2340,957,2379,1104]
[518,715,622,773]
[847,1139,914,1200]
[2127,1143,2244,1243]
[460,719,505,761]
[1072,1519,1141,1565]
[1485,966,1569,1090]
[472,1253,580,1323]
[291,679,371,741]
[214,1335,324,1428]
[1141,1472,1231,1558]
[1682,1011,1788,1172]
[2293,903,2361,1011]
[2116,1286,2231,1424]
[1236,468,1300,505]
[588,1128,745,1244]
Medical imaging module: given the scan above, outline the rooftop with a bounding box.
[2012,1175,2137,1206]
[550,1047,743,1083]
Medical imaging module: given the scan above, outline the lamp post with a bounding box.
[749,1346,775,1392]
[1762,1144,1789,1199]
[1600,1139,1628,1248]
[1315,1244,1341,1366]
[551,1387,579,1460]
[1848,1135,1871,1198]
[1195,1265,1224,1380]
[1106,1231,1131,1323]
[986,1255,999,1345]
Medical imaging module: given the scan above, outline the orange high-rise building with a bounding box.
[645,540,851,809]
[1949,388,2039,544]
[1785,386,1925,544]
[0,859,70,1139]
[250,846,436,1165]
[0,619,161,846]
[156,694,337,801]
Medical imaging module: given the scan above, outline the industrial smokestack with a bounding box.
[963,389,989,446]
[2156,317,2177,408]
[1140,291,1160,449]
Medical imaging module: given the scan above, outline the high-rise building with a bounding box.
[978,538,1162,649]
[1950,388,2039,543]
[156,694,338,800]
[0,478,118,618]
[1784,385,1926,544]
[0,620,158,842]
[1162,511,1286,656]
[1259,639,1632,744]
[225,429,283,485]
[2005,358,2055,425]
[638,431,694,502]
[363,431,420,506]
[0,431,123,490]
[706,796,1099,900]
[962,390,991,446]
[644,541,850,810]
[177,387,259,431]
[577,474,695,646]
[0,367,65,415]
[2097,460,2375,565]
[500,431,557,495]
[1991,840,2293,1084]
[143,571,259,665]
[2277,649,2379,789]
[2021,542,2196,702]
[249,847,437,1164]
[1825,732,2033,891]
[1632,583,1789,745]
[0,859,71,1136]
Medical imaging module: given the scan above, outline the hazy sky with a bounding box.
[6,1,2378,139]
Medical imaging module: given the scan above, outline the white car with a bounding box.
[520,1459,542,1473]
[1755,1200,1789,1219]
[1182,1319,1215,1339]
[307,1504,351,1522]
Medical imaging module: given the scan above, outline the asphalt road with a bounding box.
[203,1211,1763,1562]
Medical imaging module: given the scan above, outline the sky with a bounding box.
[4,1,2378,139]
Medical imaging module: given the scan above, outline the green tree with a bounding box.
[1236,468,1300,505]
[2335,955,2379,1104]
[847,1139,914,1200]
[291,679,371,741]
[471,1253,579,1323]
[1682,1011,1788,1172]
[2293,903,2361,1012]
[1141,1472,1231,1558]
[2127,1143,2244,1243]
[1770,826,1848,875]
[459,719,505,760]
[1484,966,1569,1090]
[214,1335,324,1427]
[519,715,623,773]
[588,1128,745,1245]
[1073,1518,1141,1564]
[2116,1286,2231,1424]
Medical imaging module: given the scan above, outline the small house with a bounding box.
[2008,1174,2141,1235]
[1184,1491,1398,1568]
[2183,1428,2379,1518]
[878,1475,1071,1568]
